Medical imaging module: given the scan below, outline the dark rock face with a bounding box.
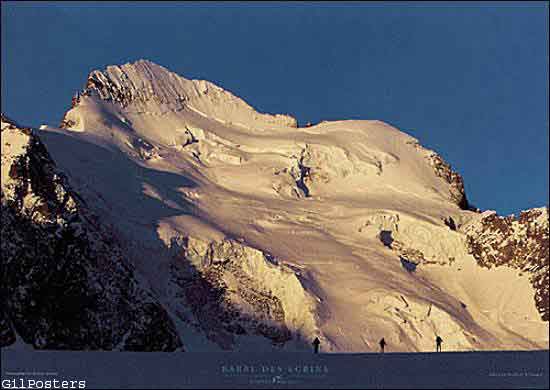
[84,72,141,108]
[170,238,292,350]
[464,208,549,321]
[0,308,16,347]
[406,139,469,210]
[426,152,469,210]
[444,216,457,231]
[1,115,182,350]
[294,152,312,198]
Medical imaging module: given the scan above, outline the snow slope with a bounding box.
[14,59,548,352]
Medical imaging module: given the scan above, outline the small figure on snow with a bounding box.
[436,335,443,352]
[312,337,321,354]
[379,338,387,353]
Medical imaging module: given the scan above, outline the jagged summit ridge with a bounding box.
[67,59,297,129]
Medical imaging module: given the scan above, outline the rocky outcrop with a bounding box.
[406,139,469,209]
[169,236,318,350]
[291,147,313,198]
[1,115,182,350]
[0,308,16,347]
[463,208,549,321]
[426,152,469,210]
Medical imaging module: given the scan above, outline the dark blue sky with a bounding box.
[2,2,548,215]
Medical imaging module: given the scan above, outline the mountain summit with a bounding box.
[2,60,548,351]
[63,59,297,130]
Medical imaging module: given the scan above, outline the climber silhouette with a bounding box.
[436,335,443,352]
[379,338,386,353]
[312,337,321,354]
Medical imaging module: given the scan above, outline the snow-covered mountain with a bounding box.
[2,60,548,352]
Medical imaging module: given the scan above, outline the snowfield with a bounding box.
[3,60,547,352]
